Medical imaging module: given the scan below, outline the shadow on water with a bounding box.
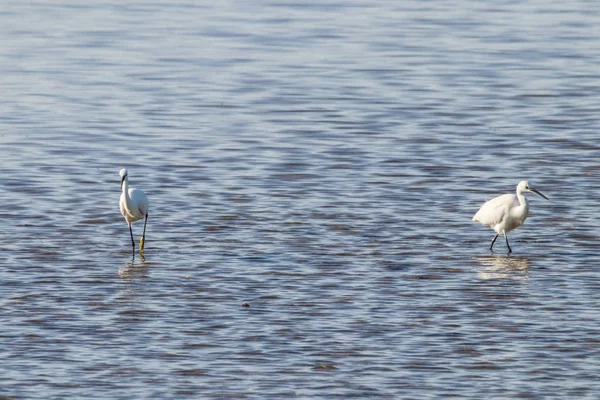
[473,254,531,281]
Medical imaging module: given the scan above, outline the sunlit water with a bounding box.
[2,0,600,398]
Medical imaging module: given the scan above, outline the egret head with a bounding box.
[518,180,548,200]
[120,168,128,189]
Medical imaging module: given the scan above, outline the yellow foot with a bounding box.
[140,237,145,252]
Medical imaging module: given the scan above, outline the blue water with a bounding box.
[1,1,600,398]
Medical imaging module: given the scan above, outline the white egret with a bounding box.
[472,180,548,253]
[119,168,149,255]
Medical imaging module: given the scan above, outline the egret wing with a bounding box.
[129,187,149,216]
[473,193,517,226]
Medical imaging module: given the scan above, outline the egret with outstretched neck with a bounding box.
[473,180,548,253]
[119,168,149,256]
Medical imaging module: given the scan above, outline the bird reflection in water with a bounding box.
[118,253,149,281]
[116,254,151,302]
[473,254,531,280]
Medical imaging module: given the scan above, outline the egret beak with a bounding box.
[530,188,548,200]
[121,175,127,190]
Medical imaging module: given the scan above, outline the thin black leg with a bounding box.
[490,234,499,251]
[142,214,148,239]
[505,234,512,253]
[129,223,135,254]
[141,213,148,252]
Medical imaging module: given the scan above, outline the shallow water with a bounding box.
[2,0,600,398]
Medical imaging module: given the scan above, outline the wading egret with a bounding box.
[119,168,149,256]
[473,180,547,253]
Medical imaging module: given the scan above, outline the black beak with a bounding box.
[530,188,548,200]
[121,175,126,190]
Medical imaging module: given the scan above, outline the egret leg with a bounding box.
[489,234,499,251]
[140,213,148,252]
[505,233,512,253]
[129,223,135,254]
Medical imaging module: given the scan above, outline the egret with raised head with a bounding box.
[119,168,149,256]
[473,180,547,253]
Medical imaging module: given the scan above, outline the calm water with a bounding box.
[2,0,600,398]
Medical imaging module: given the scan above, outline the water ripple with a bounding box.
[1,0,600,398]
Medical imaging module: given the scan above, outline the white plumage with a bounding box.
[119,168,149,255]
[473,180,547,253]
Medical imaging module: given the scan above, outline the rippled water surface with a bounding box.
[2,1,600,398]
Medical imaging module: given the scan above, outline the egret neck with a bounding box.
[121,175,132,212]
[515,185,529,217]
